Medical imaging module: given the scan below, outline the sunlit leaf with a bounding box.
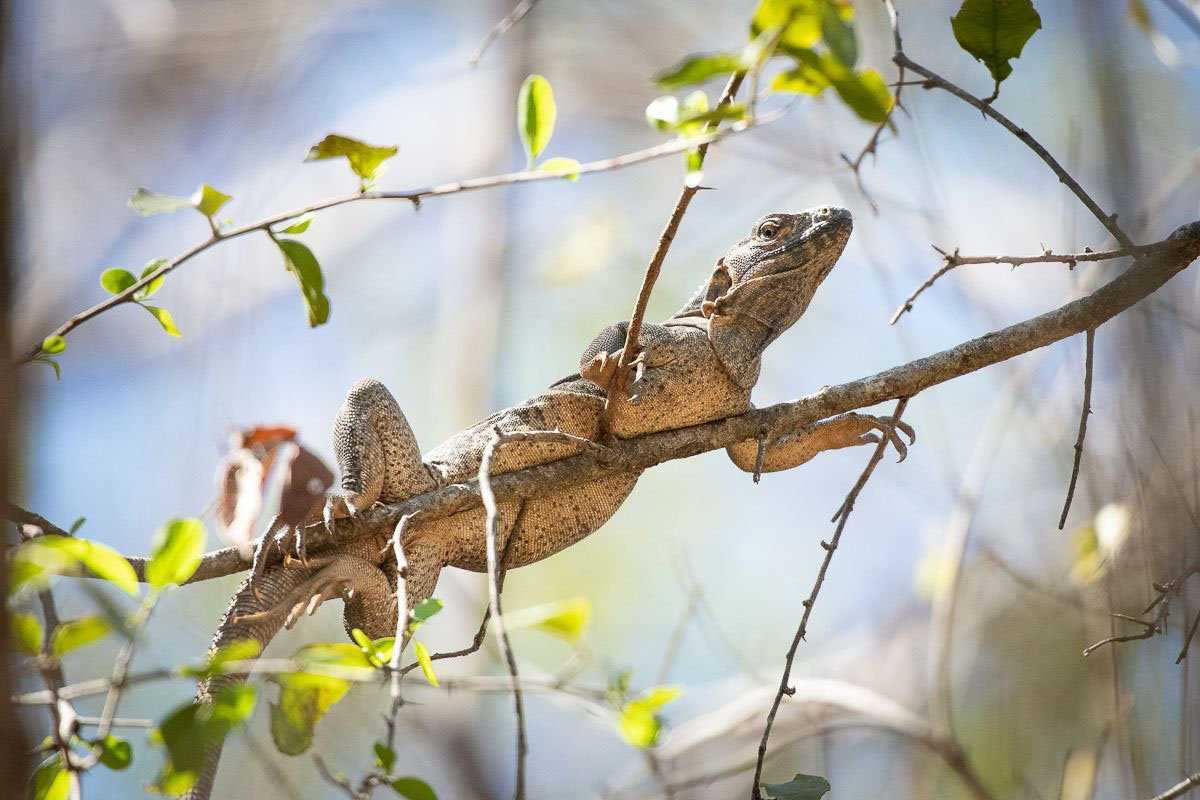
[517,74,557,164]
[374,741,396,773]
[915,544,956,601]
[820,0,858,67]
[140,304,182,337]
[389,777,438,800]
[655,53,745,89]
[40,336,66,355]
[414,641,438,687]
[190,184,232,220]
[146,518,206,589]
[50,615,112,656]
[750,0,824,51]
[1069,524,1103,586]
[11,612,44,656]
[950,0,1042,90]
[645,96,680,132]
[305,134,398,189]
[762,773,832,800]
[90,734,133,770]
[152,684,257,794]
[411,598,443,624]
[279,213,314,235]
[134,259,168,300]
[504,597,591,644]
[617,685,681,748]
[128,188,193,217]
[184,639,263,680]
[275,238,331,328]
[16,535,139,596]
[267,642,372,755]
[537,157,581,181]
[29,753,70,800]
[100,268,137,295]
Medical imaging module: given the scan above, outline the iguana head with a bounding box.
[675,206,853,388]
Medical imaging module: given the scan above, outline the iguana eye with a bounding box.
[757,221,780,240]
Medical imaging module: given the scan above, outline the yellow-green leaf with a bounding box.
[100,268,137,295]
[152,684,256,794]
[187,639,263,679]
[537,157,581,181]
[279,213,314,234]
[655,53,745,89]
[40,336,66,355]
[12,612,44,656]
[617,685,681,748]
[127,188,193,217]
[275,238,330,328]
[750,0,824,50]
[134,258,168,300]
[20,535,140,596]
[51,615,112,656]
[29,754,70,800]
[389,777,438,800]
[517,74,557,164]
[140,304,182,337]
[950,0,1042,88]
[505,597,592,644]
[146,517,206,589]
[305,134,398,188]
[190,184,232,219]
[90,734,133,770]
[270,671,351,755]
[414,640,438,687]
[645,96,680,131]
[820,0,858,67]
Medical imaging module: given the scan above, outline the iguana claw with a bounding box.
[859,416,916,462]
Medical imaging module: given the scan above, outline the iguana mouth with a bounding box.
[758,209,853,272]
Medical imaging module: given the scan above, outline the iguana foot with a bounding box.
[235,554,390,632]
[855,414,916,462]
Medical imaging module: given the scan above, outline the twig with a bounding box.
[841,17,907,214]
[313,753,359,799]
[387,514,414,712]
[1178,610,1200,664]
[890,241,1173,323]
[18,113,774,366]
[608,71,744,412]
[1146,772,1200,800]
[1082,613,1161,657]
[1059,328,1096,529]
[471,0,541,65]
[1156,0,1200,39]
[749,398,909,799]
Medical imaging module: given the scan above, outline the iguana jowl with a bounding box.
[185,207,913,799]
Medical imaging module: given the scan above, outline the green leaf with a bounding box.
[537,157,581,181]
[771,64,830,95]
[185,639,263,679]
[134,259,168,300]
[145,518,206,590]
[517,74,557,164]
[50,615,112,656]
[750,0,824,50]
[29,753,70,800]
[350,628,372,650]
[950,0,1042,89]
[820,0,858,67]
[413,640,438,687]
[33,355,61,380]
[655,53,745,89]
[504,597,591,644]
[645,96,680,131]
[274,238,331,328]
[67,517,86,535]
[100,268,137,295]
[190,184,231,219]
[411,598,443,624]
[90,734,133,770]
[617,685,681,748]
[389,777,438,800]
[828,67,893,123]
[40,336,66,355]
[14,535,140,596]
[279,213,314,235]
[305,134,398,189]
[128,188,193,217]
[677,103,748,133]
[374,741,396,773]
[763,773,832,800]
[772,49,892,123]
[153,684,257,795]
[140,304,182,337]
[267,642,372,755]
[12,612,44,656]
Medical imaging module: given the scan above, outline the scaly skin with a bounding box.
[184,207,915,799]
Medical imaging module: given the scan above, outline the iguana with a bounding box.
[184,206,914,799]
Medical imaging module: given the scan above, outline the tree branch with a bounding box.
[1058,328,1095,529]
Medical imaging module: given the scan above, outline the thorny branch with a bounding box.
[470,0,541,66]
[749,399,908,799]
[1058,328,1096,529]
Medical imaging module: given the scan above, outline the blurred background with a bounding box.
[6,0,1200,797]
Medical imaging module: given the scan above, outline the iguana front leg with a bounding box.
[727,412,915,474]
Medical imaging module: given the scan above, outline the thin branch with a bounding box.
[470,0,540,65]
[387,514,414,713]
[1059,328,1096,529]
[18,114,774,366]
[1178,610,1200,664]
[750,399,909,799]
[890,241,1173,324]
[1083,613,1161,657]
[1156,0,1200,39]
[1146,772,1200,800]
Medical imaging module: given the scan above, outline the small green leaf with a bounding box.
[305,134,398,188]
[750,0,824,50]
[677,103,748,133]
[505,597,591,644]
[762,773,832,800]
[645,96,681,131]
[950,0,1042,90]
[617,685,681,748]
[185,639,263,679]
[413,640,438,687]
[29,753,70,800]
[100,268,137,295]
[190,184,232,220]
[12,612,44,656]
[152,684,257,794]
[140,304,182,337]
[146,517,206,589]
[821,1,858,67]
[275,238,331,328]
[411,598,443,624]
[67,518,86,535]
[40,336,66,355]
[90,734,133,770]
[351,628,372,650]
[365,636,395,666]
[16,535,139,596]
[279,213,314,235]
[771,65,830,95]
[51,615,112,656]
[517,74,557,164]
[134,259,168,300]
[537,157,581,181]
[270,672,351,755]
[374,741,396,773]
[389,777,437,800]
[655,53,745,89]
[128,188,193,217]
[33,355,61,380]
[829,67,893,123]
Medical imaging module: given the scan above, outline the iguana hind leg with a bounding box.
[727,411,916,474]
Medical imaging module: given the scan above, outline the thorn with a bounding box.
[820,540,833,551]
[782,686,796,696]
[801,598,813,608]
